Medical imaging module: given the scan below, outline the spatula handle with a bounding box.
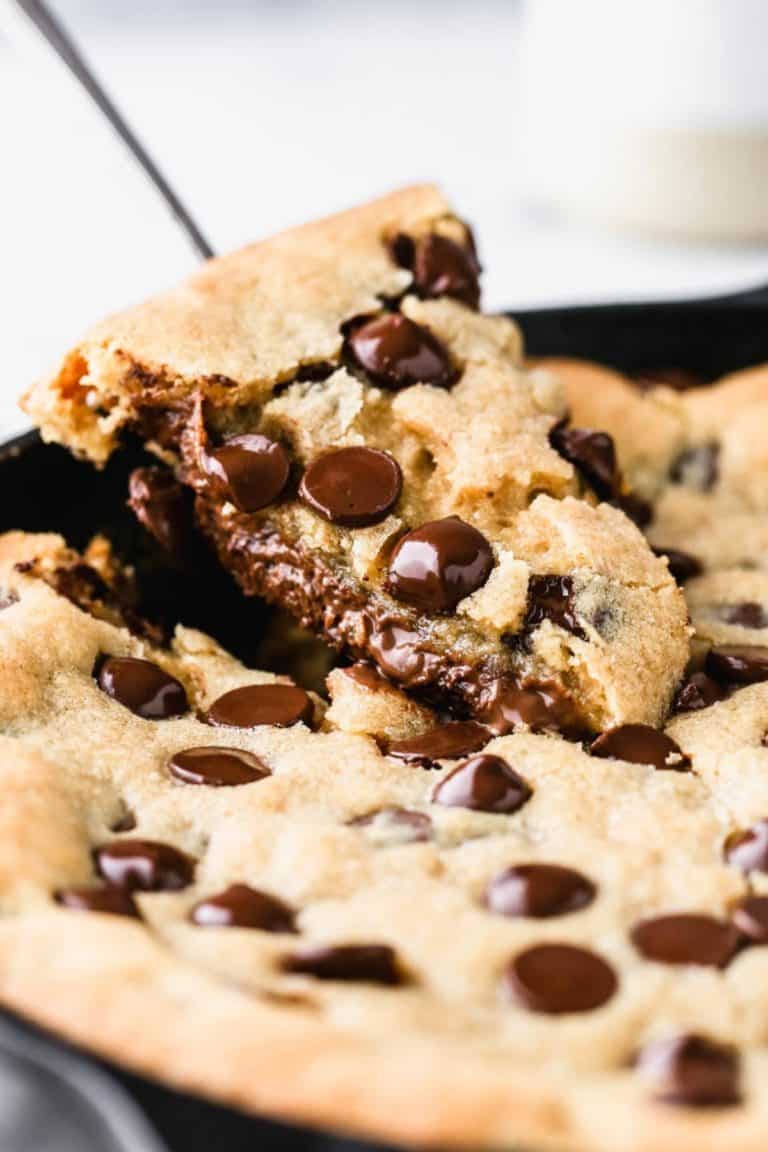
[4,0,216,262]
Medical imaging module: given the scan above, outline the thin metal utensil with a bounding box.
[2,0,215,261]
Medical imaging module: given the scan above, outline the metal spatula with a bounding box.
[2,0,214,260]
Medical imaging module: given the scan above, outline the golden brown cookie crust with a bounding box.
[23,186,460,464]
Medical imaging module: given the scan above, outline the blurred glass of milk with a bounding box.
[521,0,768,239]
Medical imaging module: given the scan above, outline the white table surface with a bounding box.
[1,0,768,442]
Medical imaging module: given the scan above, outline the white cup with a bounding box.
[521,0,768,239]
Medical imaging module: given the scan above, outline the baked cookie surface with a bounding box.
[0,531,767,1150]
[540,358,768,578]
[23,187,689,735]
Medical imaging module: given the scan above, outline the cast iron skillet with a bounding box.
[5,4,768,1147]
[1,280,767,1150]
[517,279,768,373]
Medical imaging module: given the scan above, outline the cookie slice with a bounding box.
[24,187,689,733]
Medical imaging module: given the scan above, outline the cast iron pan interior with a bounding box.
[516,283,768,376]
[0,431,275,668]
[2,285,768,1150]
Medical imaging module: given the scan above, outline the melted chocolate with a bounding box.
[345,313,457,390]
[401,232,481,308]
[630,914,740,968]
[478,679,581,737]
[387,517,494,612]
[388,721,490,768]
[205,434,290,513]
[672,671,728,714]
[281,944,402,984]
[705,644,768,685]
[523,574,585,639]
[95,656,188,720]
[506,943,617,1014]
[432,754,531,813]
[486,864,595,919]
[637,1034,741,1107]
[299,446,402,527]
[191,884,296,932]
[55,886,140,918]
[590,725,691,772]
[549,422,621,501]
[168,746,270,786]
[206,683,313,729]
[94,839,195,892]
[128,466,188,556]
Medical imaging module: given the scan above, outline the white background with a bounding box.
[2,0,768,440]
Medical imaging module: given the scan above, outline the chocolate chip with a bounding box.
[432,754,531,814]
[298,446,402,527]
[487,864,595,918]
[387,517,493,612]
[128,466,187,555]
[549,422,621,501]
[479,679,582,737]
[630,914,740,967]
[389,232,416,269]
[168,746,270,787]
[731,895,768,943]
[366,620,441,686]
[670,442,719,491]
[55,886,140,918]
[191,884,296,932]
[206,434,290,513]
[634,368,707,392]
[723,820,768,873]
[590,725,691,772]
[348,807,432,843]
[206,683,313,729]
[652,547,703,584]
[388,721,490,769]
[344,663,387,691]
[411,233,481,308]
[506,943,617,1014]
[281,944,402,984]
[95,656,188,720]
[345,313,457,390]
[637,1034,741,1107]
[716,602,768,629]
[293,361,336,383]
[524,574,585,638]
[51,563,111,609]
[672,671,728,714]
[705,644,768,685]
[94,839,195,892]
[0,591,18,611]
[613,492,653,528]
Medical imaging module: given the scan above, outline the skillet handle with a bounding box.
[721,280,768,306]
